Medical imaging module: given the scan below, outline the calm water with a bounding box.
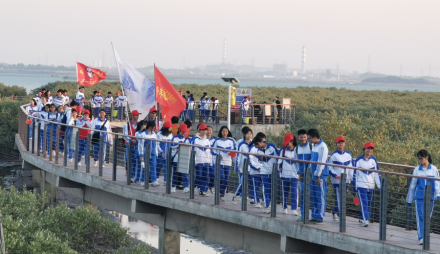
[1,72,440,92]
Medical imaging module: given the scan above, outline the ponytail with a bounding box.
[417,149,432,164]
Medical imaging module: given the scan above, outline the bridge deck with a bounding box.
[20,136,440,254]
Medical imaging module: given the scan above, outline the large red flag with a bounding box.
[76,62,107,87]
[154,66,186,121]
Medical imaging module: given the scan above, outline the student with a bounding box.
[406,149,440,245]
[206,126,217,193]
[76,109,91,166]
[296,129,312,221]
[233,128,253,202]
[170,124,190,193]
[278,133,300,215]
[137,121,161,187]
[104,92,114,116]
[211,126,236,199]
[328,136,354,221]
[53,90,65,107]
[75,87,85,107]
[187,94,196,122]
[170,116,180,136]
[63,90,71,105]
[90,91,100,119]
[33,93,41,105]
[94,90,104,113]
[184,119,192,138]
[46,90,53,104]
[26,99,38,140]
[204,95,211,122]
[147,107,162,132]
[37,96,48,111]
[180,95,187,121]
[190,124,211,196]
[91,109,112,167]
[157,121,173,184]
[248,136,264,209]
[54,105,66,156]
[37,105,50,152]
[186,91,191,120]
[67,108,79,162]
[353,142,381,227]
[115,91,127,121]
[258,133,279,213]
[45,104,58,156]
[241,96,250,117]
[307,129,329,224]
[211,97,219,123]
[123,110,141,182]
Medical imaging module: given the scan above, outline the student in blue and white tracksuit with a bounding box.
[26,99,38,139]
[94,91,104,114]
[233,127,253,201]
[296,129,312,221]
[54,105,65,155]
[307,129,329,224]
[115,92,126,120]
[157,122,173,183]
[211,126,236,200]
[190,124,211,196]
[37,105,50,152]
[353,142,381,227]
[206,126,217,192]
[211,97,219,123]
[104,92,114,116]
[75,87,85,107]
[136,121,161,187]
[248,136,264,208]
[241,97,250,117]
[91,109,113,166]
[187,95,196,122]
[204,96,211,122]
[53,90,65,107]
[67,109,79,162]
[199,96,206,121]
[123,111,140,182]
[90,91,100,119]
[328,136,354,221]
[406,149,440,244]
[45,104,58,155]
[278,133,299,215]
[170,124,190,193]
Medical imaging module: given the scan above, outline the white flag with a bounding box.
[113,48,155,116]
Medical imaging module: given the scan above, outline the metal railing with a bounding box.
[18,104,440,251]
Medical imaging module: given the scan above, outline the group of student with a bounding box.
[74,87,127,120]
[179,91,219,123]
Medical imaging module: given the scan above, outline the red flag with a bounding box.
[154,66,186,121]
[76,62,107,87]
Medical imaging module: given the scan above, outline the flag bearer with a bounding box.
[233,128,253,202]
[104,92,114,116]
[190,124,211,196]
[123,110,140,182]
[76,110,91,166]
[353,142,381,227]
[407,149,440,245]
[91,109,112,167]
[296,129,312,221]
[136,121,161,187]
[211,126,236,200]
[157,121,173,184]
[278,133,300,215]
[170,124,190,193]
[328,136,354,221]
[307,129,329,224]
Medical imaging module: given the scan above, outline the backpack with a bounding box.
[91,119,108,145]
[60,110,69,132]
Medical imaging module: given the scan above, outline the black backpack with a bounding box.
[91,119,108,145]
[60,111,68,132]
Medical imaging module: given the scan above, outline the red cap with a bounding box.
[131,110,141,116]
[98,90,101,93]
[198,124,208,130]
[179,124,188,132]
[116,91,121,94]
[71,108,77,112]
[179,90,183,92]
[281,133,294,146]
[163,121,172,128]
[248,95,251,98]
[83,110,90,114]
[364,142,374,149]
[76,106,82,112]
[336,136,346,143]
[149,107,158,113]
[214,97,217,99]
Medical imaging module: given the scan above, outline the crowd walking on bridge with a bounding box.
[25,86,440,246]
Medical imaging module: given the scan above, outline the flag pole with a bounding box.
[154,63,160,131]
[111,42,130,120]
[75,62,79,91]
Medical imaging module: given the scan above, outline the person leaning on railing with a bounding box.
[406,149,440,245]
[352,142,381,228]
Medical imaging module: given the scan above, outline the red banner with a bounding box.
[154,66,186,121]
[76,62,107,87]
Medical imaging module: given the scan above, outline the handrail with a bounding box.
[20,104,436,182]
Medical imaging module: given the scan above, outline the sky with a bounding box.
[0,0,439,77]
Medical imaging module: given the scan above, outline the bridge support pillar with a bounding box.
[280,235,322,253]
[159,227,180,254]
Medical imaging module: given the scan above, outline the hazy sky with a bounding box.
[1,0,439,76]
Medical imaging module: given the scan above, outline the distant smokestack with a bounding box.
[301,46,306,74]
[223,39,226,64]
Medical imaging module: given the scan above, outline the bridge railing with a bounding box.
[18,105,440,251]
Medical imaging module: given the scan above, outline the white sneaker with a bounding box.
[82,155,85,159]
[333,213,339,221]
[220,197,225,202]
[171,187,176,193]
[140,182,145,186]
[361,220,369,227]
[94,161,98,166]
[69,158,73,162]
[183,187,190,193]
[52,151,56,156]
[254,203,262,209]
[40,149,43,153]
[419,239,423,245]
[282,209,288,214]
[264,207,271,214]
[102,164,105,168]
[59,152,64,157]
[199,191,210,197]
[163,181,167,186]
[292,210,299,216]
[77,162,81,166]
[151,181,159,187]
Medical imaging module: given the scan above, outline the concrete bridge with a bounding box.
[15,130,440,254]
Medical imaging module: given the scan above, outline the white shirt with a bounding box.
[278,146,299,179]
[170,134,189,163]
[75,91,85,103]
[259,143,279,175]
[104,96,114,108]
[353,155,381,190]
[328,150,354,184]
[190,134,211,165]
[211,137,236,166]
